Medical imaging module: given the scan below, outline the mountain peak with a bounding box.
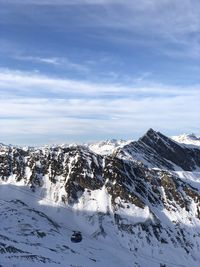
[139,128,163,145]
[143,128,158,137]
[116,129,200,171]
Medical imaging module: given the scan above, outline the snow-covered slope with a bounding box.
[0,129,200,267]
[88,139,132,155]
[172,133,200,147]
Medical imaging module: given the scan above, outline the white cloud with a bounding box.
[0,94,199,145]
[14,56,90,72]
[0,68,199,98]
[0,68,199,145]
[16,56,61,66]
[0,95,199,121]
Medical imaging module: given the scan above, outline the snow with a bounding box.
[88,139,132,155]
[0,183,148,267]
[1,174,200,267]
[172,133,200,147]
[175,171,200,190]
[114,197,151,224]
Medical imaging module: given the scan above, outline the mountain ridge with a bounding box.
[0,129,200,266]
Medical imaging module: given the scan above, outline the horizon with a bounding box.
[0,128,199,147]
[0,0,200,145]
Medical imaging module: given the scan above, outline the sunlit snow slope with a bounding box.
[88,139,132,155]
[172,133,200,147]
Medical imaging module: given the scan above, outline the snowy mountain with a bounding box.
[88,139,132,155]
[0,129,200,267]
[172,133,200,147]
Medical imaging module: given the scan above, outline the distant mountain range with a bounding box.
[0,129,200,267]
[172,133,200,147]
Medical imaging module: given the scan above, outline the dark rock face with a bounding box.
[103,156,146,209]
[117,128,200,171]
[140,129,200,170]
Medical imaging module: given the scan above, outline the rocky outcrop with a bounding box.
[117,128,200,171]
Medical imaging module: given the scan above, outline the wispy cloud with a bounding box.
[0,95,199,145]
[16,56,61,66]
[14,55,90,72]
[2,0,200,58]
[0,68,199,145]
[0,68,199,98]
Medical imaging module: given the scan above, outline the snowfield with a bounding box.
[88,139,132,155]
[172,133,200,148]
[1,178,200,267]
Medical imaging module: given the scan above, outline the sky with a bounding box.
[0,0,200,145]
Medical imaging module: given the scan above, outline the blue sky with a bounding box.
[0,0,200,145]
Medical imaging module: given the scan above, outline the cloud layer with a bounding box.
[0,68,199,145]
[1,1,200,144]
